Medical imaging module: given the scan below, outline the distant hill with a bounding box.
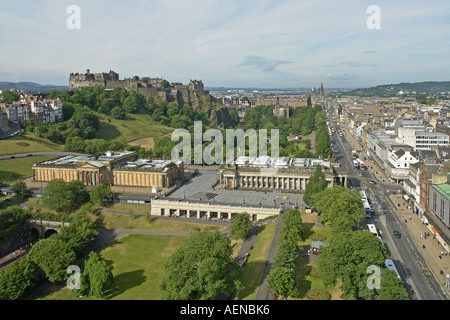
[0,82,69,93]
[346,81,450,97]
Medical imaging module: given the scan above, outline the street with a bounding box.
[329,116,447,300]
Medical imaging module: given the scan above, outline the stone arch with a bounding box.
[28,228,40,241]
[43,229,58,239]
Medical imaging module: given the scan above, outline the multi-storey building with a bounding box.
[1,97,63,124]
[387,148,420,183]
[414,131,449,150]
[429,182,450,229]
[255,95,309,108]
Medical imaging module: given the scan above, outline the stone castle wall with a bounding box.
[69,69,206,102]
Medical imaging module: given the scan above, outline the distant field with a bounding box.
[128,137,155,150]
[0,156,55,183]
[0,136,56,155]
[96,113,173,145]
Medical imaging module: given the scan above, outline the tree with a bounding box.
[67,180,89,207]
[27,238,77,283]
[375,269,409,300]
[266,266,298,299]
[75,251,113,298]
[161,79,170,88]
[89,184,113,205]
[312,185,365,233]
[111,106,125,119]
[55,215,99,256]
[42,179,88,212]
[279,209,303,244]
[64,136,87,153]
[11,180,30,198]
[0,90,19,104]
[317,230,388,299]
[0,259,43,300]
[303,165,327,207]
[0,206,29,242]
[230,213,252,240]
[160,231,241,300]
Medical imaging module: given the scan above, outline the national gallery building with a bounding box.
[32,151,184,188]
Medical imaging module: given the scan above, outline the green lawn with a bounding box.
[0,156,55,183]
[95,112,173,145]
[234,221,277,300]
[38,234,185,300]
[0,136,56,155]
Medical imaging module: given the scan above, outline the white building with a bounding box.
[414,131,449,150]
[387,149,420,183]
[395,119,426,146]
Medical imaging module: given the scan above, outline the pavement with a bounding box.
[168,169,303,208]
[341,125,450,296]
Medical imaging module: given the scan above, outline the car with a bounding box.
[369,180,376,185]
[393,230,401,239]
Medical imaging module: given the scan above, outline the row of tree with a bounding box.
[311,186,409,300]
[266,209,304,298]
[314,110,333,159]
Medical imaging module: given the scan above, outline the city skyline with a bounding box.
[1,0,450,89]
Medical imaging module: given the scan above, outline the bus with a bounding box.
[367,223,377,235]
[367,223,382,242]
[385,259,401,279]
[360,191,372,217]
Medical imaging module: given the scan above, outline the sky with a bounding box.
[1,0,450,89]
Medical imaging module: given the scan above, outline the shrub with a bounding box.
[306,288,331,300]
[310,233,327,241]
[309,266,321,278]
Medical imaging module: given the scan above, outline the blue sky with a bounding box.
[1,0,450,89]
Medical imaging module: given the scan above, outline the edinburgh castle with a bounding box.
[69,69,207,102]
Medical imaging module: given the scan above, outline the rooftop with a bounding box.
[232,156,331,169]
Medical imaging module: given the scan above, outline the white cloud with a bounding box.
[0,0,450,88]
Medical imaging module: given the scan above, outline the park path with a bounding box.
[254,213,284,300]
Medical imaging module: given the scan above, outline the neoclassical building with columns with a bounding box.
[219,156,347,191]
[32,151,184,188]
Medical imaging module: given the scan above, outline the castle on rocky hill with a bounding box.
[69,69,207,101]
